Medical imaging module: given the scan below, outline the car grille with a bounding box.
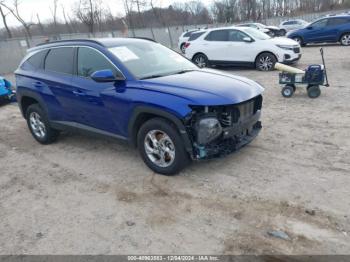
[293,47,300,53]
[219,95,262,127]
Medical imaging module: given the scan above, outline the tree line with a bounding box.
[0,0,349,39]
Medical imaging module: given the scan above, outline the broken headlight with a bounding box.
[195,117,222,145]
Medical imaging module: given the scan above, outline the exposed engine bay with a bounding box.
[185,95,263,159]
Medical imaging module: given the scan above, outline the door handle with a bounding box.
[73,90,86,96]
[34,81,44,87]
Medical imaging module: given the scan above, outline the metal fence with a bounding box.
[0,8,348,75]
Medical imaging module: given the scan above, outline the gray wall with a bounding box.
[0,9,348,75]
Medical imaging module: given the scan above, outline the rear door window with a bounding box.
[44,47,74,75]
[205,30,229,41]
[21,50,48,71]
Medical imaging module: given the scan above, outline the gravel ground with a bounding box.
[0,45,349,255]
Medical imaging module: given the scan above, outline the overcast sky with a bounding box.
[1,0,214,27]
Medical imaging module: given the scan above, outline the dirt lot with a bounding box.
[0,45,350,255]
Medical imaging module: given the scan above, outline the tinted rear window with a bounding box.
[188,31,205,41]
[44,47,74,74]
[21,50,48,71]
[184,31,196,37]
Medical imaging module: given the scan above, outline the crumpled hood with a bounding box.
[140,69,264,106]
[266,26,280,30]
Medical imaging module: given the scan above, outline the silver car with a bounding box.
[279,19,309,34]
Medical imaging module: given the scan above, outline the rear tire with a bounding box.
[255,52,277,71]
[180,43,186,54]
[293,36,306,47]
[340,33,350,46]
[26,104,59,144]
[280,29,287,36]
[193,53,209,68]
[307,85,321,98]
[137,118,190,175]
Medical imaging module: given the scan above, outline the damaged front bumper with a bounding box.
[194,118,262,160]
[186,95,263,160]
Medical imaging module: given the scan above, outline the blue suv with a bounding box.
[15,38,264,175]
[287,14,350,46]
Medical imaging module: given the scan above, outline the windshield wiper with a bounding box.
[140,69,195,80]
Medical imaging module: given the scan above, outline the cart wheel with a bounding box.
[307,85,321,98]
[282,85,294,98]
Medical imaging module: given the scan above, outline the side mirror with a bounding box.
[91,69,125,82]
[243,37,253,43]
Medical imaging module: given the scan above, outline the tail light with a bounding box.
[184,42,190,48]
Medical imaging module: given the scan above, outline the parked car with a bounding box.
[287,14,350,46]
[0,76,15,103]
[279,19,309,34]
[185,27,301,71]
[237,23,283,36]
[15,38,264,175]
[178,29,199,53]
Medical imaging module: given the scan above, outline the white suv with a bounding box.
[178,29,199,53]
[185,27,301,71]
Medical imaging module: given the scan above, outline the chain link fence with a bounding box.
[0,8,349,75]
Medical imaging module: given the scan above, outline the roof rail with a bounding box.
[35,39,104,47]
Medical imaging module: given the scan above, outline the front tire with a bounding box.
[340,33,350,46]
[26,104,59,144]
[282,85,295,98]
[255,52,277,71]
[193,53,209,68]
[137,118,190,175]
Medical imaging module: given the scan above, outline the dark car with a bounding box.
[15,38,264,175]
[287,14,350,46]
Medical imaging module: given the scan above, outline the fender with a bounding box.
[128,106,193,155]
[17,88,49,118]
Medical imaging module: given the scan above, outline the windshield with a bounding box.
[256,23,267,29]
[242,28,271,40]
[108,41,197,79]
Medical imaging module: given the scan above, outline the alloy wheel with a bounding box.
[29,112,46,138]
[144,130,176,168]
[341,34,350,46]
[194,55,207,68]
[293,37,302,44]
[258,55,274,71]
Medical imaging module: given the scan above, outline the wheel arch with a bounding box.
[255,51,278,64]
[128,106,193,155]
[18,90,48,118]
[192,52,208,61]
